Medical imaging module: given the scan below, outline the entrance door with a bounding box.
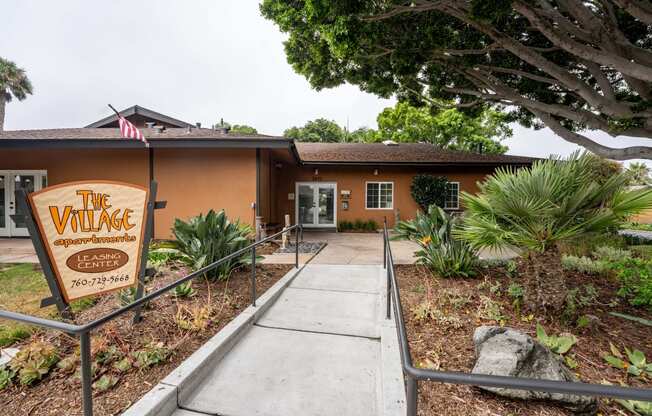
[0,170,47,237]
[296,182,337,228]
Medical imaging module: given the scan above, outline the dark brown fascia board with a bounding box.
[299,160,534,167]
[85,105,193,128]
[0,138,291,150]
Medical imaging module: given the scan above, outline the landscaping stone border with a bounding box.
[122,265,305,416]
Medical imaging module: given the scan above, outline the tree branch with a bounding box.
[611,0,652,25]
[532,109,652,160]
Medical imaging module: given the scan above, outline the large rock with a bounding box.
[472,326,597,415]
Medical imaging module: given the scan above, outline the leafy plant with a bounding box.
[93,374,119,392]
[175,304,212,332]
[56,353,79,373]
[507,283,524,300]
[593,246,632,262]
[9,341,59,385]
[94,345,122,365]
[132,342,170,369]
[410,174,449,212]
[398,205,477,278]
[117,286,138,307]
[535,324,577,355]
[603,343,652,378]
[113,357,132,373]
[173,281,197,298]
[476,296,506,324]
[0,366,15,390]
[165,210,253,281]
[608,312,652,328]
[610,258,652,309]
[615,397,652,415]
[458,152,652,314]
[561,255,608,275]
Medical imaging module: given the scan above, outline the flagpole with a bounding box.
[108,104,149,148]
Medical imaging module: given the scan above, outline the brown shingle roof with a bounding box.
[295,142,536,165]
[0,127,280,141]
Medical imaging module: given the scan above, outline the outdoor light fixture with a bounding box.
[373,169,379,176]
[314,168,319,176]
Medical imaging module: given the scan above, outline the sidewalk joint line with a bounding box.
[254,323,381,341]
[287,286,379,295]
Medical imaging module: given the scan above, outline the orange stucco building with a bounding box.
[0,106,534,239]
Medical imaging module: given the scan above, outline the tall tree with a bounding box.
[0,57,32,131]
[261,1,652,160]
[374,102,509,153]
[284,118,345,142]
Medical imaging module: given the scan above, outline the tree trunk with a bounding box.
[521,248,568,316]
[0,94,5,132]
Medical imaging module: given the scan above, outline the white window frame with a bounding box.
[365,181,394,210]
[444,181,460,210]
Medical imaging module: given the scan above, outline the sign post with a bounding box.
[26,181,151,306]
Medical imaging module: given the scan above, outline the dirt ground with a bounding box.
[396,263,652,416]
[0,263,292,416]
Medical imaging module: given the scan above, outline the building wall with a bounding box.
[153,148,257,238]
[0,147,258,239]
[271,162,497,228]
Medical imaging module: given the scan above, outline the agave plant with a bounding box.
[457,152,652,314]
[164,210,254,281]
[396,205,477,278]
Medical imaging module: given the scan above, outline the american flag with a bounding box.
[118,115,149,147]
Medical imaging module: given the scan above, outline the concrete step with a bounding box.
[181,325,381,416]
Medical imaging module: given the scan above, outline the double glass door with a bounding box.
[296,182,336,228]
[0,171,47,237]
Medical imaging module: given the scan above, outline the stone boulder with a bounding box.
[472,326,597,415]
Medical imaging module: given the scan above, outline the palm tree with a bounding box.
[627,162,651,186]
[457,152,652,315]
[0,57,33,131]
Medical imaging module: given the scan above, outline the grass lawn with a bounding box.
[0,263,53,347]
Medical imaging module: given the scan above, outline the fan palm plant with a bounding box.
[457,152,652,315]
[0,58,33,131]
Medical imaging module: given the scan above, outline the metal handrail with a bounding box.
[382,221,652,416]
[0,224,302,416]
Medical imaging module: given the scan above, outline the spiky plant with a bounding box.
[0,57,33,131]
[457,152,652,315]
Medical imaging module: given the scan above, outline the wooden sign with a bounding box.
[28,181,149,302]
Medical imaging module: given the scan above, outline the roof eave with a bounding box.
[0,138,291,149]
[299,160,534,167]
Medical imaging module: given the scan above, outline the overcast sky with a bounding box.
[2,0,650,166]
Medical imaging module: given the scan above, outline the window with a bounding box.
[444,182,460,210]
[366,182,393,209]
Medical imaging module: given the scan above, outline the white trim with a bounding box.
[295,182,337,228]
[444,181,460,210]
[365,181,394,210]
[0,170,48,237]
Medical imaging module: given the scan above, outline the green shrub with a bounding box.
[365,220,378,231]
[561,255,608,275]
[611,258,652,309]
[354,219,365,230]
[408,206,478,277]
[593,246,631,262]
[410,174,449,211]
[167,210,254,281]
[558,233,627,257]
[338,220,352,231]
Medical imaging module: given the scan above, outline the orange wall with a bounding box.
[0,148,149,186]
[272,163,497,227]
[153,148,257,238]
[0,148,258,239]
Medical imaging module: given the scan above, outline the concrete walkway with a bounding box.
[173,263,404,416]
[0,238,38,264]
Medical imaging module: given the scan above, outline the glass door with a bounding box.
[3,171,47,237]
[297,184,316,226]
[0,173,8,237]
[296,182,337,228]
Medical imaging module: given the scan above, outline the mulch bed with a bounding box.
[0,263,292,416]
[396,263,652,416]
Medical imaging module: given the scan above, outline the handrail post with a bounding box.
[251,246,257,307]
[407,376,418,416]
[80,331,93,416]
[383,217,387,269]
[295,225,300,268]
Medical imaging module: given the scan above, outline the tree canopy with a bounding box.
[373,102,509,153]
[284,118,345,142]
[260,1,652,160]
[0,57,32,131]
[230,124,258,134]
